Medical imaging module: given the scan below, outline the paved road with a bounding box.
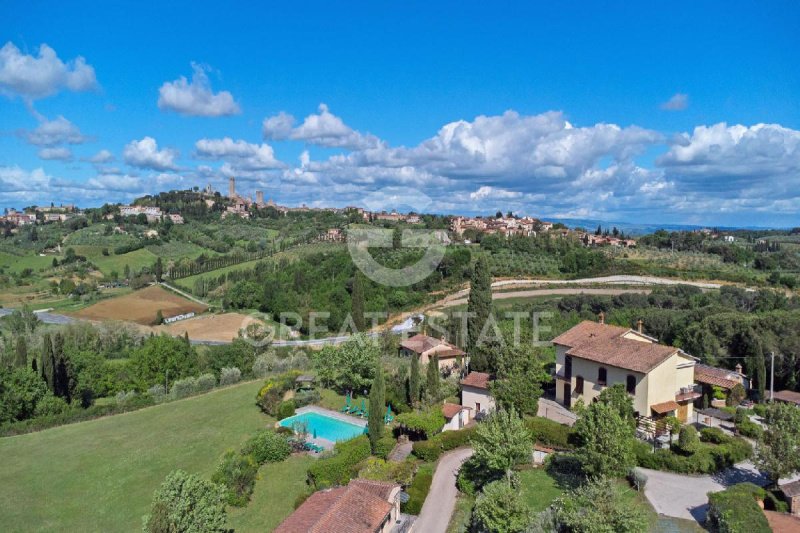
[0,308,75,324]
[413,448,474,533]
[642,462,768,523]
[439,287,651,308]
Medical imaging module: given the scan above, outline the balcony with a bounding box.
[675,385,702,402]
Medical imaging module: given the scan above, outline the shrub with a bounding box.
[255,371,301,416]
[171,377,197,399]
[277,400,296,420]
[115,390,137,405]
[196,373,216,393]
[307,436,371,489]
[677,425,700,455]
[634,437,752,474]
[358,457,416,485]
[211,450,258,507]
[412,439,441,462]
[707,483,771,533]
[700,427,728,444]
[242,429,291,464]
[726,384,747,407]
[411,426,477,461]
[147,384,166,402]
[373,434,397,460]
[402,464,433,515]
[33,394,69,417]
[628,467,648,491]
[293,389,321,408]
[143,470,227,533]
[219,367,242,386]
[736,419,763,439]
[525,416,574,449]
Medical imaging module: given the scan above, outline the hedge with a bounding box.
[524,416,574,449]
[735,420,763,440]
[373,435,397,460]
[412,426,477,462]
[242,429,292,464]
[634,436,752,474]
[307,435,371,489]
[402,464,433,515]
[707,483,771,533]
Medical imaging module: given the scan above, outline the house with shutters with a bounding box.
[399,333,466,370]
[553,316,700,423]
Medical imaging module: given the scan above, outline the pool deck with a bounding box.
[286,405,367,451]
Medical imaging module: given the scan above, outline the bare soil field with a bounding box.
[73,285,207,325]
[155,312,264,342]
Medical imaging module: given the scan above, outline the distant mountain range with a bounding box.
[545,218,791,237]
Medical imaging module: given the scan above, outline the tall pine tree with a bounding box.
[467,255,492,357]
[426,356,441,404]
[409,353,420,406]
[15,336,28,368]
[351,271,366,332]
[368,358,385,453]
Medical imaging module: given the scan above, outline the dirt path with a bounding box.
[413,448,474,533]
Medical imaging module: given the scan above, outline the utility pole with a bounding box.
[770,352,775,402]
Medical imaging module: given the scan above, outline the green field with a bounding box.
[0,251,55,274]
[0,380,274,532]
[71,246,159,276]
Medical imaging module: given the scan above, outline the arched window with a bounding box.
[598,367,607,385]
[575,376,584,394]
[626,375,636,394]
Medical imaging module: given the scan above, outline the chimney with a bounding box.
[735,363,743,374]
[598,311,605,324]
[637,319,643,334]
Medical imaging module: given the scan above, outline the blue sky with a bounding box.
[1,1,799,226]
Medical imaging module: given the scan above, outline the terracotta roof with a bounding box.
[274,478,398,533]
[764,510,800,532]
[442,402,466,419]
[780,479,800,498]
[552,321,681,374]
[434,348,466,358]
[694,364,743,390]
[774,390,800,405]
[400,334,463,356]
[461,371,491,390]
[651,400,680,414]
[675,391,702,402]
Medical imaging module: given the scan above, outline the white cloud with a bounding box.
[23,116,88,146]
[86,173,142,192]
[123,137,179,171]
[0,166,52,194]
[0,42,97,100]
[262,111,296,139]
[38,147,73,161]
[263,103,381,149]
[158,63,241,117]
[194,137,284,171]
[661,93,689,111]
[469,186,522,200]
[88,149,114,163]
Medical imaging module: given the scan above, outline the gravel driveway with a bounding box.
[413,448,474,533]
[642,462,768,523]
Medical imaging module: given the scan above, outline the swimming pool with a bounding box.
[279,411,365,442]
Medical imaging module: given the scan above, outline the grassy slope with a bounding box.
[0,251,55,274]
[227,455,315,532]
[71,246,158,276]
[0,380,271,533]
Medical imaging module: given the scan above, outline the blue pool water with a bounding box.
[279,411,365,442]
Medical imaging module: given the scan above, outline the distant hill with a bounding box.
[545,217,791,237]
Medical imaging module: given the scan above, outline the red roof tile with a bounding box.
[442,402,465,419]
[274,478,398,533]
[461,371,491,390]
[553,321,681,373]
[774,390,800,405]
[694,364,743,390]
[400,334,464,357]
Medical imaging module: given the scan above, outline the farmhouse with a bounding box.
[553,317,699,423]
[398,333,466,369]
[460,371,494,418]
[274,478,401,533]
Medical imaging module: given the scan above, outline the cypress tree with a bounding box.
[15,336,28,368]
[154,257,163,282]
[368,359,385,453]
[467,255,492,354]
[41,333,55,392]
[352,272,366,332]
[409,353,420,406]
[426,356,441,404]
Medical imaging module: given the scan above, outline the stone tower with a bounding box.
[229,176,236,198]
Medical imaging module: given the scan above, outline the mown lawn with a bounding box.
[227,455,315,532]
[518,467,572,513]
[0,380,271,532]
